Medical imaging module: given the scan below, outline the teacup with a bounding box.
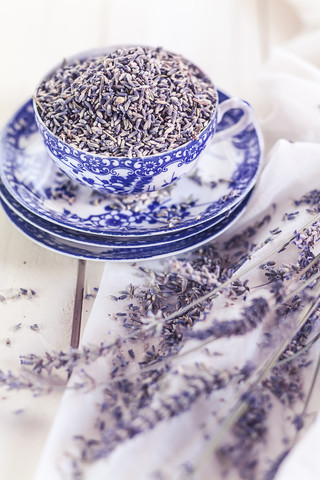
[33,47,253,196]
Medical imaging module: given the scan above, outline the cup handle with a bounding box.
[213,98,253,142]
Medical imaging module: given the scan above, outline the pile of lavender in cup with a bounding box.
[33,45,250,196]
[35,46,217,158]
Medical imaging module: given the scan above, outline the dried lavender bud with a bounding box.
[30,324,40,332]
[35,46,217,157]
[295,189,320,213]
[292,414,304,431]
[0,288,36,302]
[187,297,269,341]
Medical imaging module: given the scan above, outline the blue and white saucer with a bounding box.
[0,91,263,237]
[0,189,252,261]
[0,177,241,247]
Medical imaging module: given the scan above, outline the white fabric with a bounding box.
[276,414,320,480]
[258,30,320,153]
[34,29,320,480]
[284,0,320,29]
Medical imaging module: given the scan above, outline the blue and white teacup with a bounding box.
[33,49,253,196]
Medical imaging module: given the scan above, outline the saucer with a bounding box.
[0,189,251,261]
[0,177,241,247]
[0,91,263,237]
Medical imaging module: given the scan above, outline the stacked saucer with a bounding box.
[0,91,263,262]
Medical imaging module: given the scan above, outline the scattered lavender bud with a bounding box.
[30,324,40,332]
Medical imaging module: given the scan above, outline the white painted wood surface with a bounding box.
[0,1,318,479]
